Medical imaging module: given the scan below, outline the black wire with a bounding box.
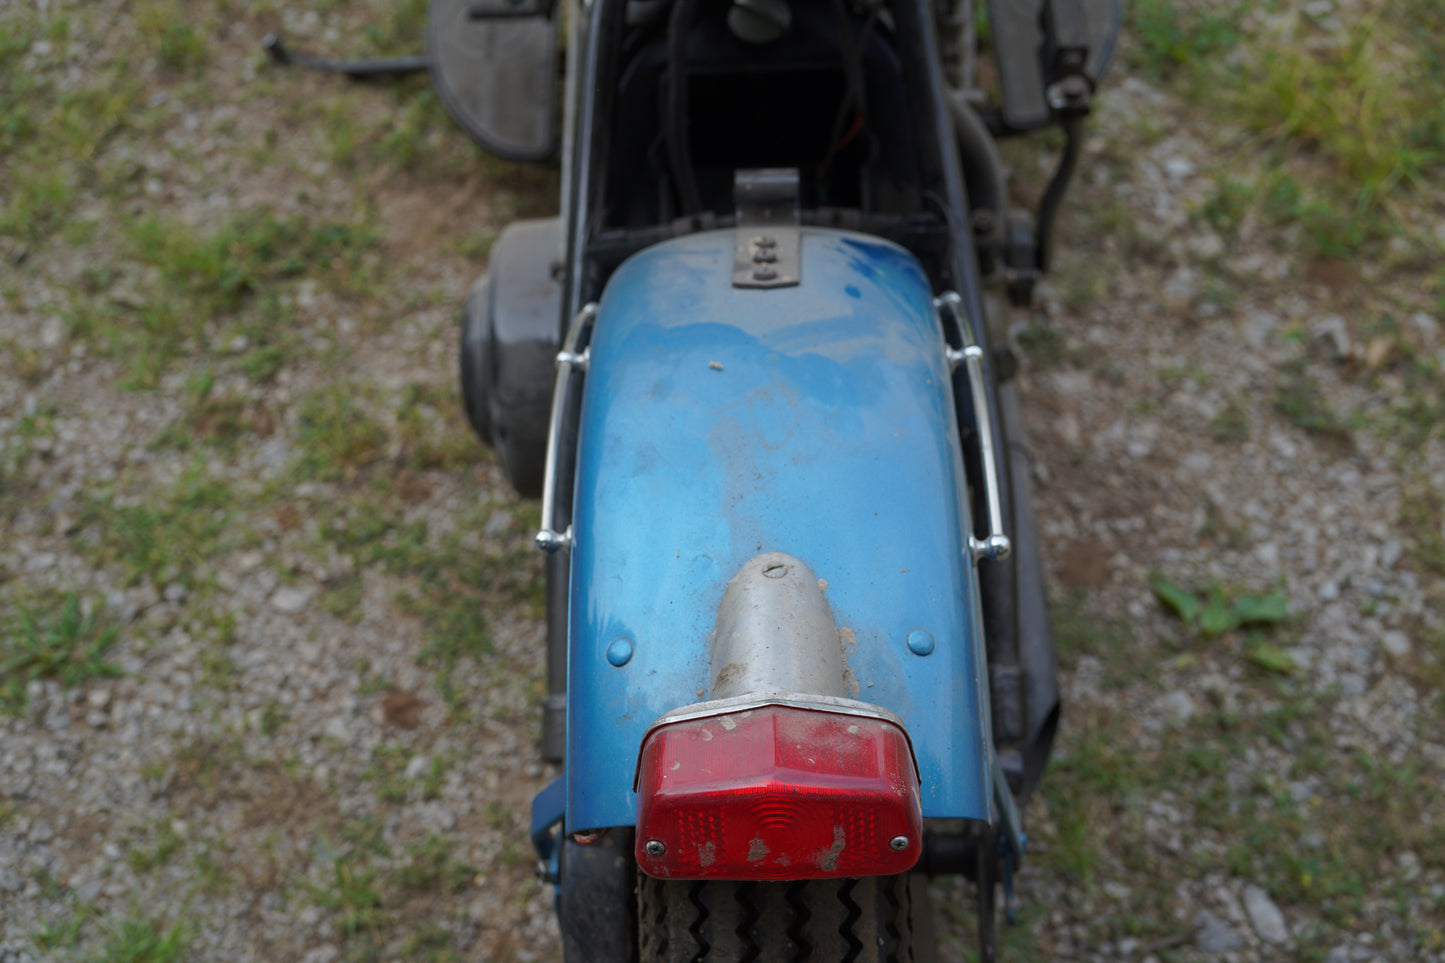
[666,0,704,215]
[818,0,880,179]
[1035,116,1083,272]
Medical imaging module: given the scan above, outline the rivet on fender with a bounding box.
[906,629,935,656]
[605,637,634,667]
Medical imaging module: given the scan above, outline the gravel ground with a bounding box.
[2,1,1443,961]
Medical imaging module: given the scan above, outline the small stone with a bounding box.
[1243,883,1289,944]
[1162,267,1198,308]
[86,688,111,710]
[484,509,511,538]
[1194,909,1241,953]
[270,586,313,614]
[163,583,187,603]
[1380,539,1403,569]
[27,821,54,844]
[404,755,429,781]
[39,316,65,348]
[1191,231,1225,260]
[1318,581,1340,602]
[1407,312,1439,348]
[1380,630,1410,658]
[87,710,109,728]
[1160,690,1196,725]
[1182,452,1212,474]
[323,716,352,741]
[1163,157,1196,181]
[1312,315,1351,361]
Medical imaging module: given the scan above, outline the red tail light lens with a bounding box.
[634,704,922,880]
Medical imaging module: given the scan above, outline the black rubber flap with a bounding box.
[427,0,559,160]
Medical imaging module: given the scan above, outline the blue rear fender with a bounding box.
[566,228,993,831]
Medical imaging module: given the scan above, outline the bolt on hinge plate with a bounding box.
[733,168,801,289]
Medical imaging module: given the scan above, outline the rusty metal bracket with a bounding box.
[733,168,801,289]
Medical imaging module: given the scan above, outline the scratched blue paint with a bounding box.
[567,228,993,829]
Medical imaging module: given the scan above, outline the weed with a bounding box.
[363,744,413,803]
[129,211,375,312]
[1015,323,1072,369]
[0,167,75,242]
[1399,481,1445,575]
[1198,176,1253,239]
[1233,13,1443,203]
[1,593,120,712]
[1259,172,1368,258]
[1150,575,1290,641]
[127,821,184,874]
[394,833,471,894]
[152,371,277,452]
[1126,0,1242,85]
[1273,359,1354,449]
[33,911,89,951]
[1050,590,1135,671]
[260,700,289,737]
[1195,498,1249,550]
[320,574,365,622]
[362,0,429,57]
[1211,397,1250,444]
[422,754,448,801]
[80,460,235,590]
[401,923,462,962]
[91,910,189,963]
[396,382,480,471]
[1039,708,1142,885]
[294,383,390,480]
[307,844,387,936]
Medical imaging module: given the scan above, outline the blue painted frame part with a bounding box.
[566,228,994,830]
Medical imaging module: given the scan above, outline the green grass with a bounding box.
[90,910,189,963]
[0,12,145,243]
[363,743,414,803]
[127,820,185,874]
[1049,590,1138,685]
[294,383,391,481]
[78,212,378,388]
[1211,397,1250,444]
[1400,481,1445,575]
[1130,0,1444,260]
[1272,359,1355,449]
[307,842,387,937]
[129,211,375,312]
[1127,0,1242,83]
[1,593,121,713]
[1015,323,1073,369]
[393,833,472,894]
[80,461,238,591]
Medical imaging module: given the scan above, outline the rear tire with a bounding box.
[636,874,918,963]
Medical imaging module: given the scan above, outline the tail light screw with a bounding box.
[644,840,666,857]
[889,835,910,851]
